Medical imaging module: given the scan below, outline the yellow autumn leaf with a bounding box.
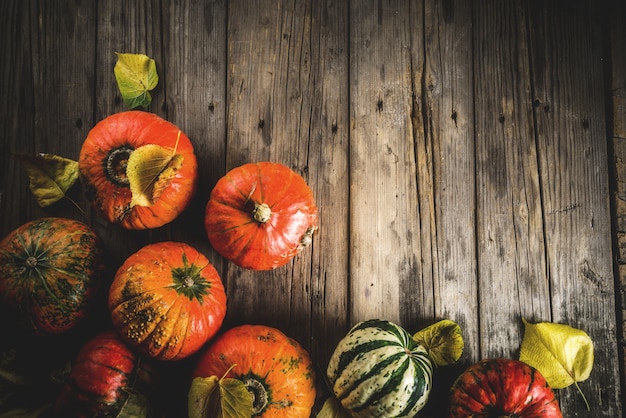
[126,142,183,207]
[114,52,158,109]
[316,397,352,418]
[519,318,594,390]
[188,375,220,418]
[17,153,79,207]
[188,375,253,418]
[412,319,464,367]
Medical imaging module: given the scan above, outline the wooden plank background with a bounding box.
[0,1,623,416]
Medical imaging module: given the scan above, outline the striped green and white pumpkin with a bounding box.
[327,319,434,417]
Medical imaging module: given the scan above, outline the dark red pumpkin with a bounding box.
[79,110,198,229]
[448,358,562,417]
[193,324,316,417]
[54,330,159,418]
[0,217,103,334]
[204,161,318,270]
[108,241,227,361]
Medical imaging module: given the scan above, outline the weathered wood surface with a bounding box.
[0,0,623,416]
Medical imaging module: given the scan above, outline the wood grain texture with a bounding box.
[349,0,421,325]
[529,1,620,415]
[420,0,479,363]
[0,0,623,416]
[473,0,551,359]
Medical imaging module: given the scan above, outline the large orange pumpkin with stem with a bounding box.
[204,162,318,270]
[79,111,197,229]
[108,241,226,361]
[192,324,316,417]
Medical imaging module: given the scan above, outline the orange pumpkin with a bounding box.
[204,162,318,270]
[108,241,226,361]
[192,324,316,417]
[79,111,197,229]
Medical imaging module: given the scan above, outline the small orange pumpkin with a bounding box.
[79,111,197,229]
[204,162,318,270]
[192,324,316,417]
[108,241,226,361]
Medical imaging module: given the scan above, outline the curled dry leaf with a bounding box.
[316,397,352,418]
[16,153,79,208]
[412,319,464,367]
[126,142,184,207]
[114,52,158,109]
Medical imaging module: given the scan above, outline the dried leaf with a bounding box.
[412,319,464,367]
[188,375,253,418]
[115,388,151,418]
[220,378,253,418]
[316,397,352,418]
[114,53,158,109]
[126,143,183,207]
[17,153,79,207]
[519,319,594,390]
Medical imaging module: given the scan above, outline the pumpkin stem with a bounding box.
[25,256,38,268]
[252,202,272,223]
[242,376,270,416]
[169,253,211,303]
[105,145,134,186]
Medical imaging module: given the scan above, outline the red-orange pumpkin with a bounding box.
[193,324,316,417]
[79,111,197,229]
[0,217,103,334]
[54,330,159,417]
[448,359,562,417]
[108,241,226,361]
[204,162,318,270]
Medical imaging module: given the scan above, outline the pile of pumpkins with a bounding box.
[0,111,562,417]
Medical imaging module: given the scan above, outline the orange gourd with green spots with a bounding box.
[0,217,103,334]
[192,324,316,417]
[108,241,226,361]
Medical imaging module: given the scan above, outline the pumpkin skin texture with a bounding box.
[79,110,198,229]
[204,161,318,270]
[0,217,103,334]
[327,319,434,418]
[54,330,159,418]
[108,241,227,361]
[193,324,316,417]
[448,359,563,417]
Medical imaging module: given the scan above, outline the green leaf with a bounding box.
[188,376,220,418]
[17,153,79,207]
[412,319,464,367]
[316,397,352,418]
[220,378,253,418]
[519,319,594,389]
[115,388,151,418]
[188,374,253,418]
[114,52,158,109]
